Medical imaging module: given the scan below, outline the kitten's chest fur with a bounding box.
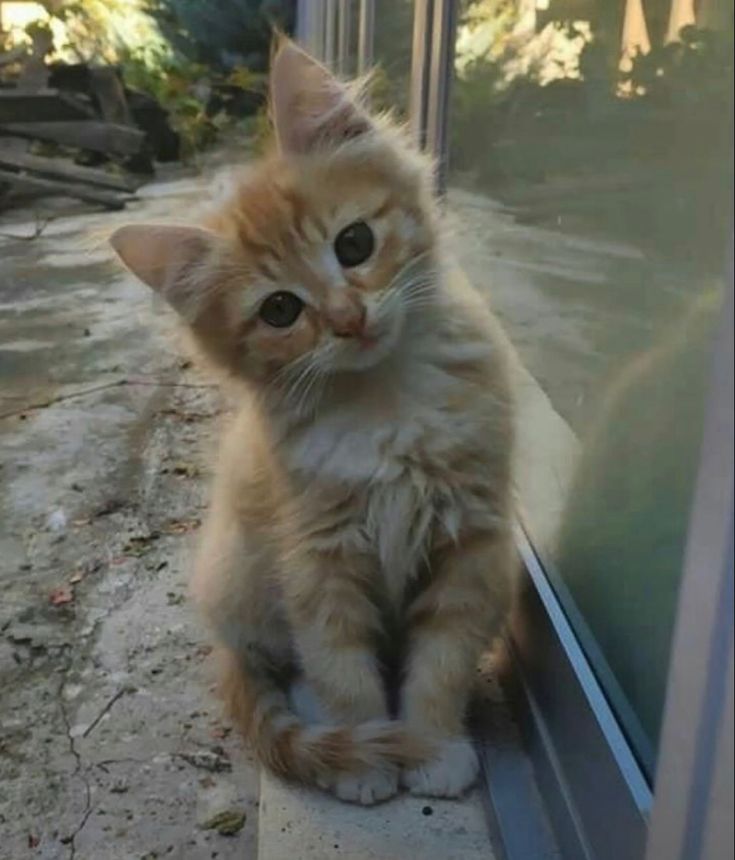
[280,353,496,605]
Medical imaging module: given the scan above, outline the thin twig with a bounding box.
[0,209,53,241]
[82,686,133,739]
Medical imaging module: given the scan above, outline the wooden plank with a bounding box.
[0,149,140,192]
[0,89,95,123]
[0,167,133,210]
[88,67,133,125]
[0,121,144,155]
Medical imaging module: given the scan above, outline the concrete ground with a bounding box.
[1,168,259,860]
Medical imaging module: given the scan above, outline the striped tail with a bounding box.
[217,647,429,785]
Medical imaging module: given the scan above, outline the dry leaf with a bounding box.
[122,531,161,557]
[200,809,246,836]
[49,585,74,606]
[163,519,201,535]
[172,462,199,478]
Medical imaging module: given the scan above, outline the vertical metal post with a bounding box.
[357,0,375,75]
[425,0,457,194]
[337,0,353,76]
[409,0,434,149]
[325,0,338,67]
[645,249,734,860]
[296,0,325,58]
[295,0,310,45]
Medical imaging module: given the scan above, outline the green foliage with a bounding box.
[624,25,734,108]
[24,0,270,158]
[245,104,275,157]
[45,0,168,65]
[128,59,214,158]
[119,48,259,159]
[451,10,733,180]
[147,0,294,71]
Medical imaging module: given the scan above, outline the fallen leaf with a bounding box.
[49,585,74,606]
[172,462,199,478]
[163,519,201,535]
[210,725,231,740]
[122,532,161,557]
[178,750,231,773]
[200,809,246,836]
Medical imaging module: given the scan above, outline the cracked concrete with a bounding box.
[1,164,259,859]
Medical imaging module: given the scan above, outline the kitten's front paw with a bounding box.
[332,769,399,805]
[401,737,479,798]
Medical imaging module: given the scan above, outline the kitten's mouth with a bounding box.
[332,321,396,371]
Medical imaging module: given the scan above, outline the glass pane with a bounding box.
[448,0,732,777]
[373,0,416,115]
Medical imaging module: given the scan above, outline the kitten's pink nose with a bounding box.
[326,295,366,339]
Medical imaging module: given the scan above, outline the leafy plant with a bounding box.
[119,47,232,159]
[25,0,271,158]
[624,24,734,109]
[147,0,294,71]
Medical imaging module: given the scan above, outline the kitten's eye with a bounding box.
[334,221,374,268]
[259,291,304,328]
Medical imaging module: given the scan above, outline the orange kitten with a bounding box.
[110,40,514,805]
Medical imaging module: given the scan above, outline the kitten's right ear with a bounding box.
[109,224,217,320]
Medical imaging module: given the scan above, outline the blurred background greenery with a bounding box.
[0,0,295,158]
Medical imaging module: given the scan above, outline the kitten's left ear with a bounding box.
[270,39,372,155]
[109,224,218,320]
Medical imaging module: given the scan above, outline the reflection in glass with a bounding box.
[448,0,732,776]
[372,0,415,115]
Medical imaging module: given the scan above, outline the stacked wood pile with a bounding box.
[0,32,179,212]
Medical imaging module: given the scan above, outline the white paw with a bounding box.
[332,769,399,805]
[401,737,479,798]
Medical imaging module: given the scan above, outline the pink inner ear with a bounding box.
[270,40,370,155]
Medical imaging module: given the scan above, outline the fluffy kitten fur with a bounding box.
[110,40,514,805]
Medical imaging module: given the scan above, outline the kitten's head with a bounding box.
[111,40,438,393]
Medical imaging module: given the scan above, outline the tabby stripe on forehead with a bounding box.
[371,196,399,220]
[258,258,281,280]
[312,216,328,241]
[281,188,308,241]
[236,217,283,263]
[248,235,283,263]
